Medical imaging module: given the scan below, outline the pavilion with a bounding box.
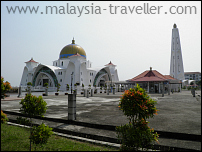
[126,67,182,96]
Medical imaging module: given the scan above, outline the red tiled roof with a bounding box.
[105,61,116,66]
[128,69,168,82]
[25,58,38,63]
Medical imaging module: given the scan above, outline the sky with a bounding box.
[1,1,201,87]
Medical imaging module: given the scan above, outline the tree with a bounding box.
[116,84,159,151]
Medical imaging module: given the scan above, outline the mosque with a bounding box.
[20,24,188,94]
[20,38,119,92]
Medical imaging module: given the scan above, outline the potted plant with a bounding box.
[81,83,84,95]
[43,82,48,96]
[94,85,97,94]
[55,83,60,95]
[66,84,69,91]
[65,84,69,95]
[104,84,107,93]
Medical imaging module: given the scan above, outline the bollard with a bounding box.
[87,89,89,98]
[28,87,31,95]
[68,94,76,120]
[91,89,93,97]
[107,88,109,95]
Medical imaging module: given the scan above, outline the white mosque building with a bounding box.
[20,38,119,92]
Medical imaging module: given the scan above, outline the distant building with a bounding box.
[184,72,201,82]
[20,38,119,92]
[127,67,181,93]
[169,23,185,81]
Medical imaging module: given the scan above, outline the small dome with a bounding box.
[59,38,86,59]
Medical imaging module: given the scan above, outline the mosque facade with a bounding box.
[20,39,119,91]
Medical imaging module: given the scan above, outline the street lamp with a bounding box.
[71,72,73,94]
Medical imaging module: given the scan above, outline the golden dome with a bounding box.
[59,38,86,59]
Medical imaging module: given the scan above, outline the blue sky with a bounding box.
[1,1,201,86]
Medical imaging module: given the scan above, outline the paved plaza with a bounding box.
[1,90,201,150]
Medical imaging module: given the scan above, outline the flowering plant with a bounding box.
[1,76,12,99]
[116,84,159,151]
[1,110,9,124]
[118,85,158,122]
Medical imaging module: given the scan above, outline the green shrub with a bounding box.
[19,94,47,118]
[116,84,159,151]
[30,123,53,146]
[1,110,9,124]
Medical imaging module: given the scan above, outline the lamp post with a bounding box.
[71,72,73,94]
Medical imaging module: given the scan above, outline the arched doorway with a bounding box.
[93,68,111,87]
[32,66,58,87]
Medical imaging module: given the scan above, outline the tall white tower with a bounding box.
[170,24,185,81]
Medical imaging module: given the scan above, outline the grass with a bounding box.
[1,123,118,151]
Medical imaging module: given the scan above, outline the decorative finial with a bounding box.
[72,37,75,44]
[31,57,33,60]
[150,67,152,71]
[173,23,177,28]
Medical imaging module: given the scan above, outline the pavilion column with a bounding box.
[159,83,161,93]
[147,82,149,93]
[168,83,170,95]
[179,84,181,92]
[162,82,165,97]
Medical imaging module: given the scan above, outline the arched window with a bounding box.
[61,72,62,75]
[56,62,57,66]
[61,61,63,66]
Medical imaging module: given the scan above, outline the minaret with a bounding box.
[170,24,185,81]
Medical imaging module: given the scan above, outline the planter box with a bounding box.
[65,93,68,95]
[42,93,47,96]
[81,92,84,95]
[55,93,59,96]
